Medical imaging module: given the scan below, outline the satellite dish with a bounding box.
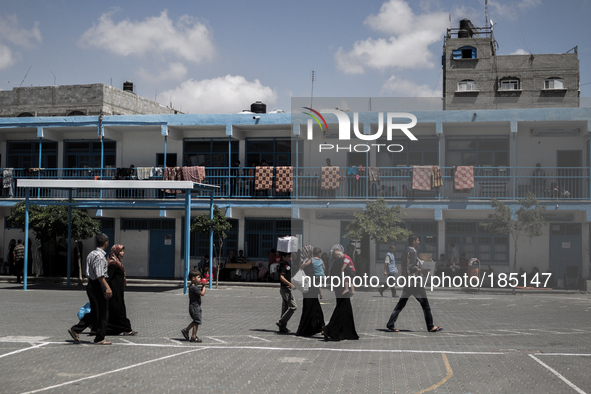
[490,19,495,28]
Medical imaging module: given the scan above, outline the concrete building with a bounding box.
[443,19,580,110]
[0,83,180,118]
[0,21,587,290]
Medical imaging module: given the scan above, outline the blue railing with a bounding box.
[2,166,589,200]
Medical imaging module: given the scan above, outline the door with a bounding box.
[340,221,370,276]
[557,150,582,198]
[149,229,175,278]
[549,223,581,281]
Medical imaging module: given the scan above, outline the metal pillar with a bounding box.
[23,188,30,290]
[67,189,72,286]
[209,191,214,290]
[183,186,191,295]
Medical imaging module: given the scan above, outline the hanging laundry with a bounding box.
[255,166,273,190]
[412,166,433,190]
[136,167,151,180]
[275,166,292,193]
[368,167,380,184]
[454,166,474,191]
[321,166,340,190]
[431,166,443,188]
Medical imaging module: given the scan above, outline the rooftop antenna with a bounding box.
[310,70,315,109]
[20,66,32,87]
[50,70,56,86]
[485,0,489,29]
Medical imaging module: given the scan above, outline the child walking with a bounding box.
[182,270,206,343]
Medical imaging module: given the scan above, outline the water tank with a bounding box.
[459,19,472,31]
[250,101,266,114]
[123,81,134,93]
[458,29,470,38]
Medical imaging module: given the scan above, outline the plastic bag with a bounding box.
[77,302,91,320]
[292,269,310,293]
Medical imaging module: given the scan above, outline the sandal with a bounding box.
[122,331,138,336]
[386,326,400,332]
[94,340,112,345]
[67,329,80,343]
[429,326,444,332]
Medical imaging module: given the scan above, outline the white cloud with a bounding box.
[78,10,215,64]
[381,75,441,97]
[138,62,188,82]
[159,75,277,114]
[0,14,42,70]
[335,0,448,74]
[510,48,529,55]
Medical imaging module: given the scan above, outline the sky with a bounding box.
[1,0,590,114]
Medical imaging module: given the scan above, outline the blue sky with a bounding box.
[1,0,589,113]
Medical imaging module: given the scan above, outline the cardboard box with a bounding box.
[277,236,298,253]
[419,253,433,262]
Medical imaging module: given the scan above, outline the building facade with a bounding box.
[0,107,589,287]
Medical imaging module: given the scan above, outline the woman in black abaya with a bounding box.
[106,244,137,336]
[296,245,325,337]
[323,244,359,341]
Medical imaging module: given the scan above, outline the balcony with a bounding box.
[1,166,588,200]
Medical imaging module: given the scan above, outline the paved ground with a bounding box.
[0,281,590,394]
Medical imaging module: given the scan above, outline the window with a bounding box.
[246,138,296,167]
[378,138,438,167]
[446,221,509,264]
[184,139,238,167]
[446,137,509,167]
[499,79,520,90]
[64,140,116,168]
[244,218,303,259]
[156,153,177,167]
[544,77,564,90]
[458,80,477,91]
[121,219,175,230]
[452,46,477,59]
[7,141,58,169]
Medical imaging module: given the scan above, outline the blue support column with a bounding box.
[24,188,30,291]
[183,187,192,295]
[295,134,299,199]
[228,135,231,198]
[38,133,43,198]
[67,189,72,286]
[511,121,517,199]
[436,122,442,200]
[163,135,168,169]
[209,191,214,290]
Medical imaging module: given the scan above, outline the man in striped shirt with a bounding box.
[68,233,112,345]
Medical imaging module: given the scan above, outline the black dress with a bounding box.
[296,264,325,337]
[323,256,359,341]
[106,264,133,335]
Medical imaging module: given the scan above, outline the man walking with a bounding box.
[13,239,25,283]
[68,233,112,345]
[378,244,398,297]
[386,235,443,333]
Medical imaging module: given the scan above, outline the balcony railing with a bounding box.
[2,166,589,200]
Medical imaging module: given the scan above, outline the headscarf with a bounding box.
[328,244,344,276]
[300,245,314,264]
[107,244,126,284]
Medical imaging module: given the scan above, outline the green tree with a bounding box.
[480,192,546,275]
[191,205,232,289]
[345,199,411,245]
[8,201,101,284]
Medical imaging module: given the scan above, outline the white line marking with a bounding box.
[0,339,503,355]
[0,342,47,359]
[498,329,532,335]
[206,337,228,344]
[20,347,208,394]
[398,332,426,337]
[528,328,564,335]
[166,338,184,345]
[362,333,391,339]
[119,339,133,345]
[247,336,270,342]
[529,354,588,394]
[536,353,591,357]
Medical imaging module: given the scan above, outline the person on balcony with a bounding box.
[531,163,546,196]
